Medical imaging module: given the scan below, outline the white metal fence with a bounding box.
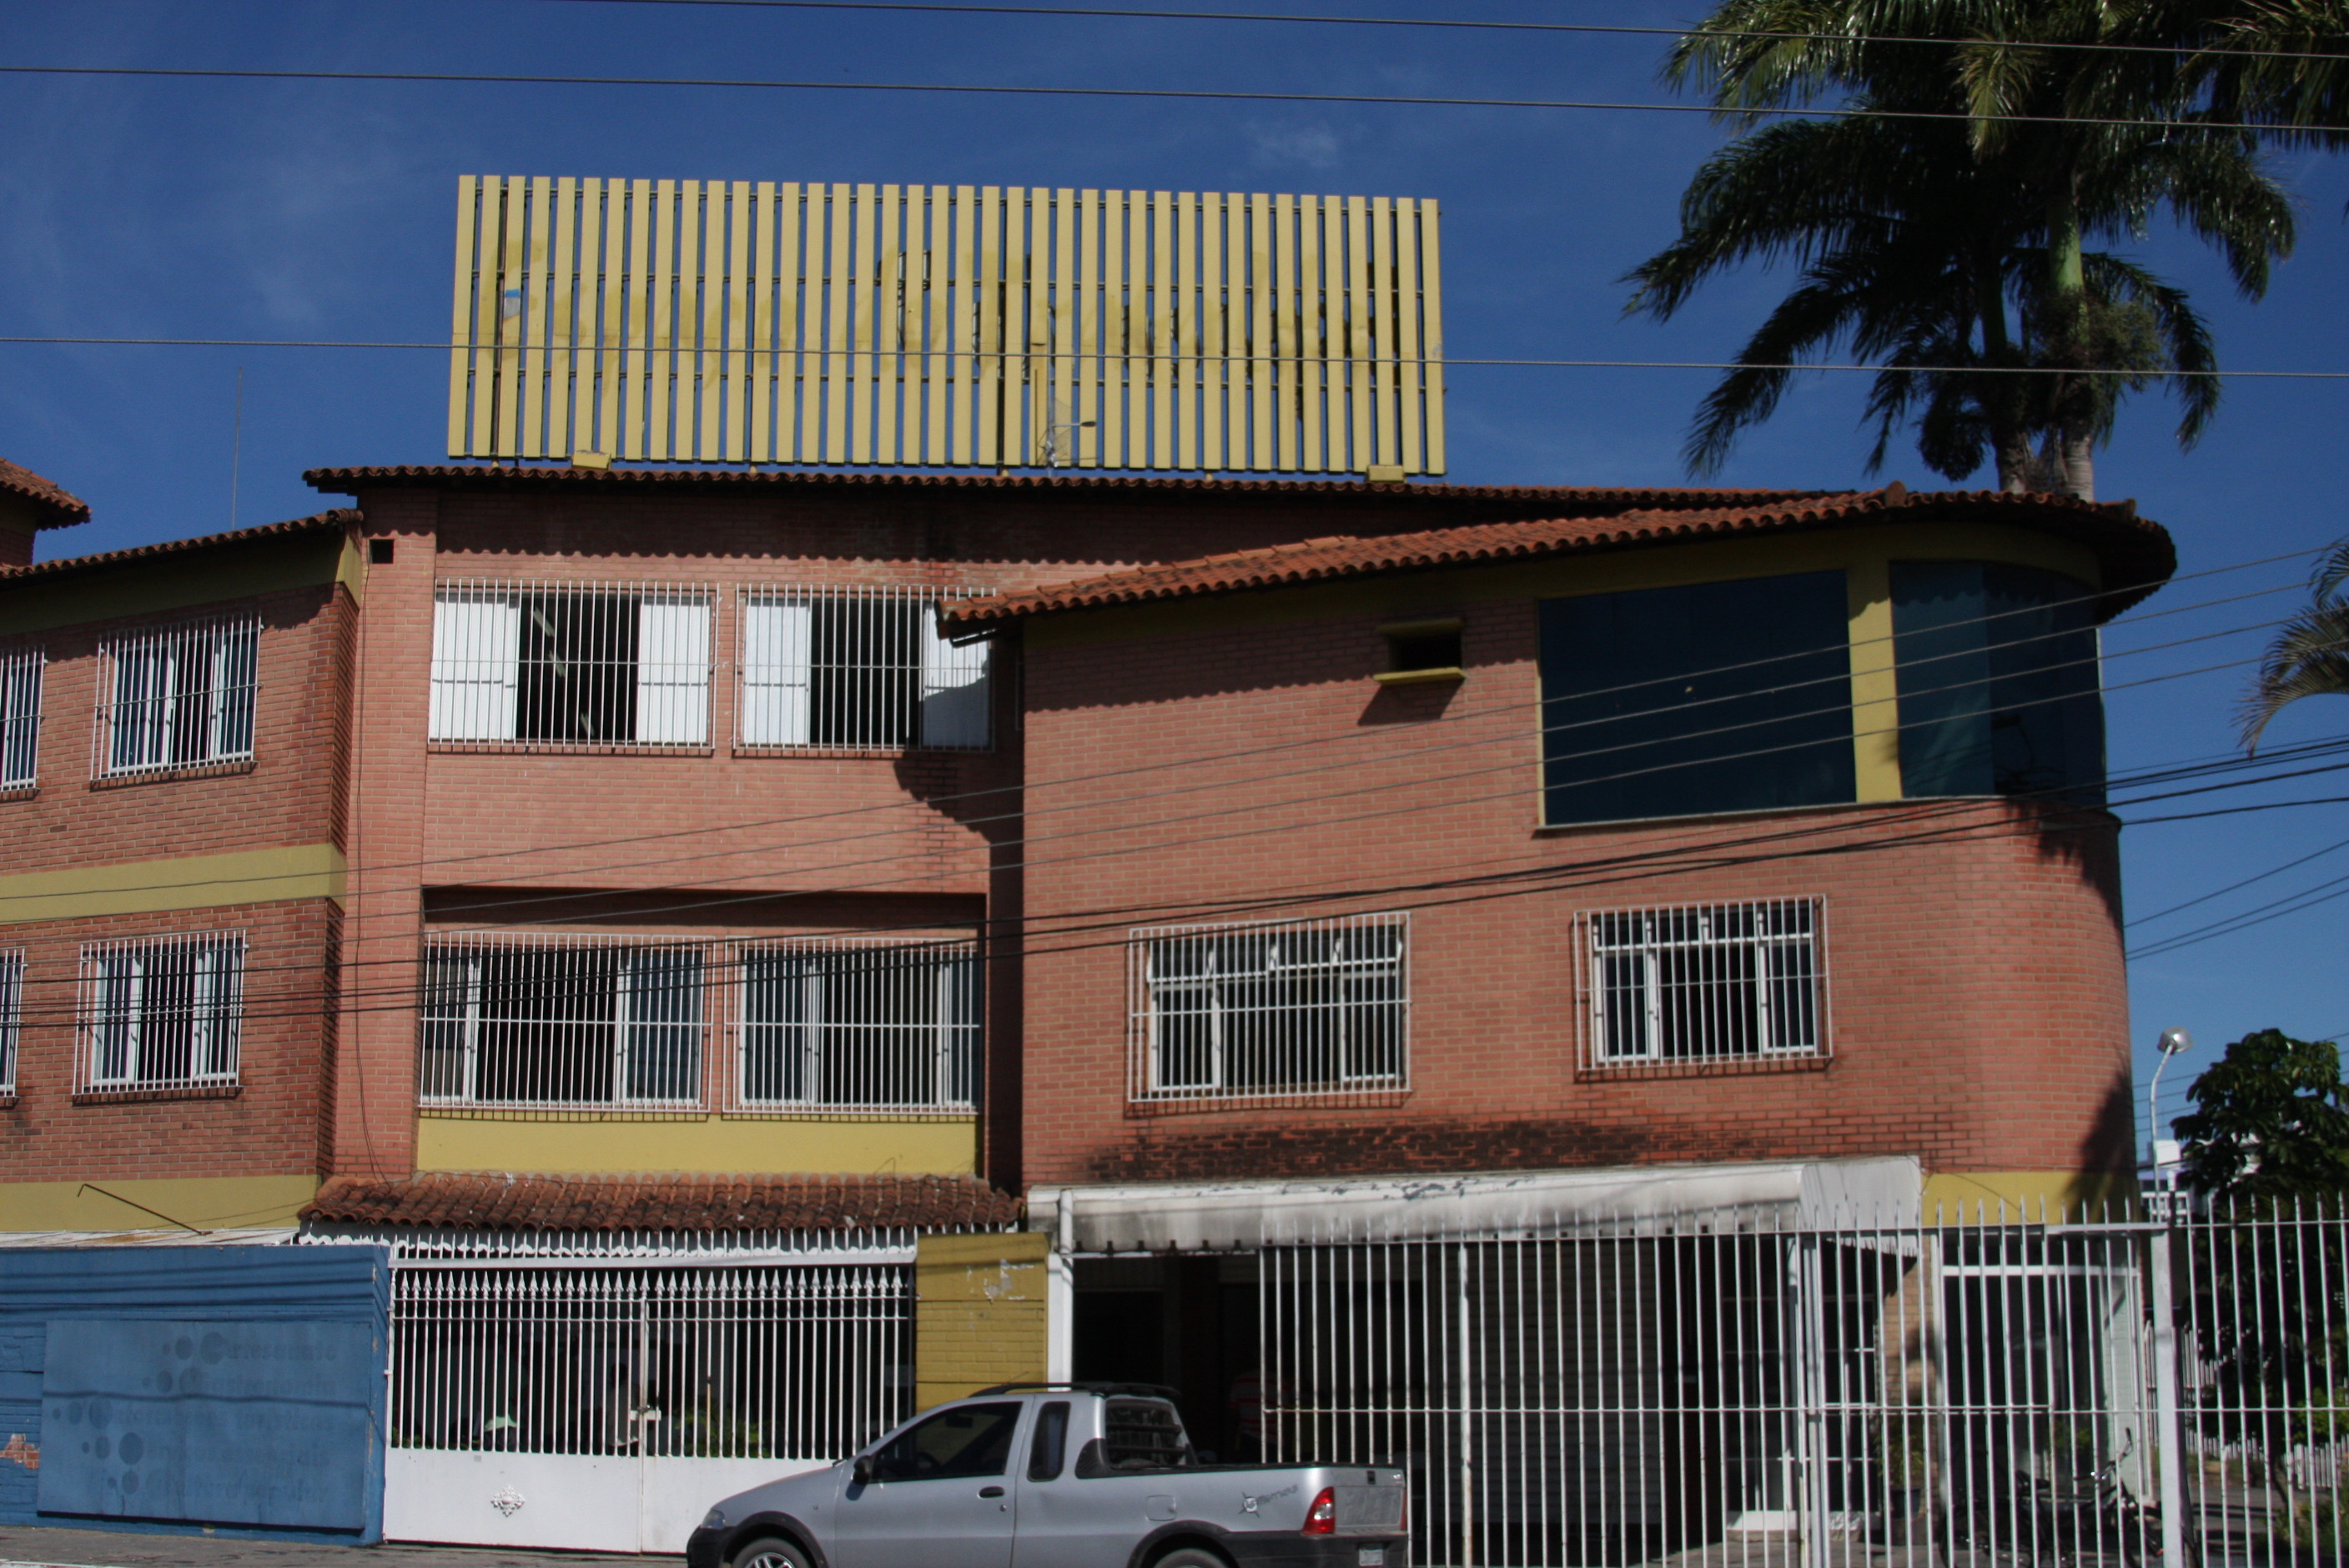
[1258,1202,2349,1568]
[418,931,981,1113]
[0,949,21,1096]
[738,585,993,752]
[74,932,245,1095]
[0,648,40,790]
[93,616,259,778]
[1581,898,1828,1069]
[1129,911,1409,1106]
[430,580,716,748]
[389,1258,913,1461]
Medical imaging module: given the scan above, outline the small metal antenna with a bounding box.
[230,365,244,529]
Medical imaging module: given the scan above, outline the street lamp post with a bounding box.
[2147,1026,2193,1168]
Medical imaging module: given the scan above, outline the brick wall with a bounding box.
[1014,592,2135,1189]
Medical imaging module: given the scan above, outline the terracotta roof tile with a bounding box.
[302,1171,1021,1234]
[0,510,356,585]
[945,486,2175,626]
[0,459,92,528]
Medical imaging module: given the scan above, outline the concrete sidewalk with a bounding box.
[0,1526,671,1567]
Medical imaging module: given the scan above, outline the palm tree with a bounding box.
[2243,538,2349,749]
[1626,0,2297,498]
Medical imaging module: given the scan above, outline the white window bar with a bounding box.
[0,649,41,791]
[92,616,258,778]
[0,949,22,1096]
[737,585,993,752]
[1128,912,1409,1104]
[388,1262,913,1462]
[430,580,714,747]
[732,938,981,1113]
[420,932,711,1109]
[1582,897,1828,1067]
[75,932,245,1095]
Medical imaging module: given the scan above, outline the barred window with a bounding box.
[0,950,21,1096]
[94,618,258,777]
[76,933,245,1095]
[430,582,713,747]
[1,650,41,791]
[734,939,980,1112]
[738,585,992,752]
[420,936,709,1108]
[1582,897,1827,1067]
[1129,912,1408,1103]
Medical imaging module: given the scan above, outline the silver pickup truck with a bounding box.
[685,1383,1409,1568]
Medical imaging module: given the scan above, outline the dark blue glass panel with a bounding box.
[1539,570,1857,826]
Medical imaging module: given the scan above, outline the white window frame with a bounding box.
[737,585,993,753]
[1580,896,1829,1068]
[75,932,246,1095]
[417,932,712,1110]
[730,937,981,1113]
[0,649,42,792]
[428,580,715,749]
[0,949,22,1097]
[92,616,259,779]
[1127,912,1410,1105]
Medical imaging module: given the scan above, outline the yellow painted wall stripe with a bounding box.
[0,1175,319,1234]
[0,844,348,924]
[914,1233,1049,1412]
[415,1113,979,1176]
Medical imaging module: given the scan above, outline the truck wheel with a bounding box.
[729,1537,812,1568]
[1150,1548,1232,1568]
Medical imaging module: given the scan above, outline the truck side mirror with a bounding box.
[852,1455,876,1487]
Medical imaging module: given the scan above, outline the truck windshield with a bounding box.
[869,1401,1023,1482]
[1100,1399,1194,1470]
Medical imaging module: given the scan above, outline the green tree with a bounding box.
[2178,1028,2349,1199]
[1627,0,2297,497]
[2243,539,2349,749]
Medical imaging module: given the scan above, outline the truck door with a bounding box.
[832,1400,1024,1568]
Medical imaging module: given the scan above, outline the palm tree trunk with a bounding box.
[1995,430,2035,493]
[2060,431,2095,500]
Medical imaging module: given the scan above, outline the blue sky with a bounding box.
[3,0,2343,1143]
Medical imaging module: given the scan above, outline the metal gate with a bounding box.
[1261,1202,2349,1568]
[385,1243,912,1552]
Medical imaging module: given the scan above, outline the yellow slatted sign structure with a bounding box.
[448,177,1445,475]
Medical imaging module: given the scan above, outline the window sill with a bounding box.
[0,785,35,801]
[417,1103,979,1122]
[89,759,256,789]
[1373,667,1464,686]
[1577,1053,1830,1083]
[426,741,714,757]
[1128,1085,1412,1117]
[72,1083,243,1105]
[732,743,995,758]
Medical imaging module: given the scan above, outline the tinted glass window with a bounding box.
[1890,562,2104,803]
[1539,571,1856,826]
[1100,1399,1193,1470]
[1028,1401,1070,1481]
[870,1401,1023,1482]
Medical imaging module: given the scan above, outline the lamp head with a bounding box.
[2158,1027,2193,1057]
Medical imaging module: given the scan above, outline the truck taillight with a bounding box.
[1302,1486,1337,1535]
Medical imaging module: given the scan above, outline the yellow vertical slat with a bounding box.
[1020,188,1046,466]
[470,175,505,457]
[1074,190,1099,467]
[1100,192,1125,470]
[921,187,948,465]
[1346,194,1373,474]
[1174,192,1198,470]
[950,185,977,466]
[975,186,1003,469]
[619,179,652,460]
[1419,198,1446,475]
[592,179,625,458]
[1394,196,1423,476]
[873,183,897,462]
[1247,192,1275,470]
[679,180,710,460]
[565,177,599,458]
[1131,194,1153,468]
[687,183,717,460]
[493,179,529,457]
[1049,188,1076,468]
[777,183,807,462]
[547,176,579,459]
[1321,196,1348,472]
[1371,194,1398,469]
[645,180,679,460]
[449,176,482,458]
[822,183,853,465]
[1198,194,1223,472]
[1147,191,1174,469]
[1273,193,1300,473]
[517,175,553,459]
[1222,193,1246,471]
[1298,194,1325,473]
[848,183,878,465]
[750,181,778,464]
[722,181,752,461]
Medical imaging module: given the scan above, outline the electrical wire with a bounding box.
[2129,868,2349,959]
[0,61,2330,137]
[2125,832,2349,927]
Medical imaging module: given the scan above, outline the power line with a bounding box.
[510,0,2349,65]
[2125,832,2349,927]
[2129,868,2349,958]
[8,334,2349,379]
[0,62,2323,137]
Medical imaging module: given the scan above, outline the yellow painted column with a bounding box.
[1847,555,1904,802]
[914,1232,1050,1411]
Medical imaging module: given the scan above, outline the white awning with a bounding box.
[1029,1156,1921,1252]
